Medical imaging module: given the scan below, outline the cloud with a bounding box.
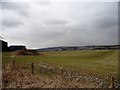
[2,2,30,28]
[2,19,24,28]
[93,15,117,30]
[2,2,118,49]
[2,2,30,16]
[2,10,25,28]
[43,19,69,25]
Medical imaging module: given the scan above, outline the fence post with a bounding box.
[31,63,34,74]
[11,60,15,70]
[12,60,15,67]
[3,79,8,88]
[109,77,115,88]
[60,68,63,74]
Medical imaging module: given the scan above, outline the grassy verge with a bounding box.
[2,50,118,77]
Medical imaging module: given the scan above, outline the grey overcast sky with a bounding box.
[1,0,118,49]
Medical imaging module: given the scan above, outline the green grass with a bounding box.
[2,50,118,77]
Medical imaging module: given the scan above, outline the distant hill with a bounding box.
[36,45,120,52]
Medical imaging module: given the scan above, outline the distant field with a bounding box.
[2,50,118,77]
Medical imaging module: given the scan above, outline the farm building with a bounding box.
[9,45,26,51]
[0,40,9,52]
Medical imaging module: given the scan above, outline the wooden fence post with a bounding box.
[3,79,8,88]
[11,60,15,70]
[31,63,34,74]
[60,68,63,74]
[12,60,15,67]
[109,77,115,88]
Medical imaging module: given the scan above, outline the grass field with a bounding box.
[2,50,118,77]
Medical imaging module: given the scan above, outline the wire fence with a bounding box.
[2,60,119,88]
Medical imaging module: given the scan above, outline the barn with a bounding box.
[0,40,9,52]
[9,45,26,51]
